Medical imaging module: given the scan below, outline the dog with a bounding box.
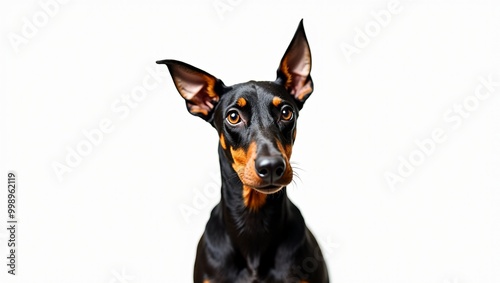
[157,20,329,283]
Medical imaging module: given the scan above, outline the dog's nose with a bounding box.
[255,155,286,183]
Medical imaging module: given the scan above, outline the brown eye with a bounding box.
[227,110,241,124]
[280,106,294,121]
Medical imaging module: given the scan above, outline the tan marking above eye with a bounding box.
[272,96,283,107]
[237,97,247,107]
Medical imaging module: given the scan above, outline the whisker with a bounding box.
[291,164,304,182]
[291,162,306,173]
[289,179,299,190]
[292,172,303,185]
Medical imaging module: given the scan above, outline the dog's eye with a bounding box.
[227,110,241,124]
[280,106,294,121]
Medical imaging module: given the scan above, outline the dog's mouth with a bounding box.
[251,185,284,194]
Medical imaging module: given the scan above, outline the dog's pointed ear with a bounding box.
[156,59,225,122]
[276,19,313,109]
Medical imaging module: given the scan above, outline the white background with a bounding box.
[1,0,499,282]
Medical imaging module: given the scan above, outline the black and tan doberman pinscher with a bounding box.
[157,20,329,283]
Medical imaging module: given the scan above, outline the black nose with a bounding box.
[255,155,286,183]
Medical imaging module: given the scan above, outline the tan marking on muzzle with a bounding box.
[275,139,294,185]
[220,133,227,150]
[230,142,267,210]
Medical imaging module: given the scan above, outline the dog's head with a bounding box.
[158,20,313,209]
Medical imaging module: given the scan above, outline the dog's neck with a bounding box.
[217,145,290,257]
